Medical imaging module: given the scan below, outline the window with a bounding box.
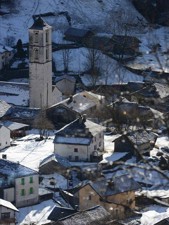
[88,195,92,200]
[46,48,49,60]
[29,187,34,194]
[94,145,97,150]
[74,148,78,152]
[1,212,10,219]
[99,133,102,138]
[30,177,33,183]
[69,155,72,160]
[99,142,101,147]
[46,31,49,43]
[34,48,39,60]
[75,156,79,161]
[21,189,25,196]
[34,32,39,43]
[21,178,25,185]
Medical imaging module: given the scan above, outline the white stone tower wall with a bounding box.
[29,19,53,108]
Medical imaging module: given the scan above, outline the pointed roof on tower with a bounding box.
[29,16,50,30]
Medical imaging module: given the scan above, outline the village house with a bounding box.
[0,198,18,225]
[0,45,14,70]
[0,158,39,208]
[51,91,105,116]
[61,175,140,220]
[0,125,10,151]
[2,121,29,138]
[39,153,72,176]
[47,104,80,129]
[111,97,154,127]
[54,75,76,98]
[113,129,158,158]
[54,116,105,162]
[64,27,94,43]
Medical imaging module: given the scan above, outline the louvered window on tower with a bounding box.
[34,32,39,43]
[34,49,39,60]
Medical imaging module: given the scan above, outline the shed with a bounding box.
[64,27,94,43]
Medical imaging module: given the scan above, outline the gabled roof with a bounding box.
[29,16,50,30]
[0,198,18,211]
[54,118,105,145]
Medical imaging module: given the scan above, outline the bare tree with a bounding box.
[85,48,102,86]
[62,48,71,73]
[33,109,55,139]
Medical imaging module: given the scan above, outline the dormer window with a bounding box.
[34,48,39,60]
[34,32,39,43]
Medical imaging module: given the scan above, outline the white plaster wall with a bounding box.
[0,126,10,150]
[15,174,39,207]
[0,206,15,219]
[54,131,104,161]
[52,86,62,105]
[3,188,15,203]
[29,62,53,108]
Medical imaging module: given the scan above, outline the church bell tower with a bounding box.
[29,17,53,108]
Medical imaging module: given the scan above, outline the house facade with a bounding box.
[0,125,10,150]
[54,117,105,162]
[0,45,14,70]
[0,198,18,225]
[0,159,39,208]
[68,175,140,219]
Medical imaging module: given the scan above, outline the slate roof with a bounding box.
[2,121,29,131]
[54,75,76,83]
[29,16,50,30]
[40,153,71,168]
[126,130,158,146]
[0,159,38,180]
[0,198,18,211]
[64,27,93,38]
[69,174,140,197]
[54,118,105,145]
[0,100,12,118]
[48,206,77,221]
[50,205,109,225]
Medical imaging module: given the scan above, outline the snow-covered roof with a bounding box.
[0,45,13,53]
[54,118,105,145]
[40,153,71,168]
[0,81,29,106]
[0,198,18,211]
[0,158,38,179]
[55,75,76,83]
[52,91,102,113]
[2,121,29,131]
[100,152,129,164]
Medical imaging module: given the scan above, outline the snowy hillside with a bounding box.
[0,0,144,44]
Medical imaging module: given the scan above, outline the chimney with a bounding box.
[83,114,86,122]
